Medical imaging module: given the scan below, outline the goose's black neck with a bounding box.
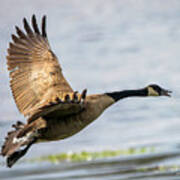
[106,88,148,102]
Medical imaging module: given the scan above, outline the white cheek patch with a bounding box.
[148,87,159,96]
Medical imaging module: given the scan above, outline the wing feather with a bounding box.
[27,89,87,123]
[42,16,47,38]
[7,15,74,117]
[23,18,34,36]
[32,15,40,35]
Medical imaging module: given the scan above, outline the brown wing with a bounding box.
[27,89,87,123]
[7,15,74,117]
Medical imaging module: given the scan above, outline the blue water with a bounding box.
[1,0,180,179]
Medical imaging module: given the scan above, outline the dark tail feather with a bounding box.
[7,138,36,168]
[1,121,25,157]
[1,121,36,168]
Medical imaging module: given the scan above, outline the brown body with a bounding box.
[31,94,114,142]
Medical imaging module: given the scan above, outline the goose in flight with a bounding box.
[1,15,172,167]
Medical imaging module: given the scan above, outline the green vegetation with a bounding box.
[30,146,155,164]
[28,147,180,173]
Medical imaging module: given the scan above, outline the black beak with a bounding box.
[161,89,172,97]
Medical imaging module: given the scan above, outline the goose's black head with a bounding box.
[146,84,172,97]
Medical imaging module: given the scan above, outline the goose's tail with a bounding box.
[1,121,36,168]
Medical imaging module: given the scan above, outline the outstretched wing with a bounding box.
[7,15,74,116]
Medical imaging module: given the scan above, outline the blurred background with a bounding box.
[1,0,180,179]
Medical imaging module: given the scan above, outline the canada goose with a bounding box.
[1,15,172,168]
